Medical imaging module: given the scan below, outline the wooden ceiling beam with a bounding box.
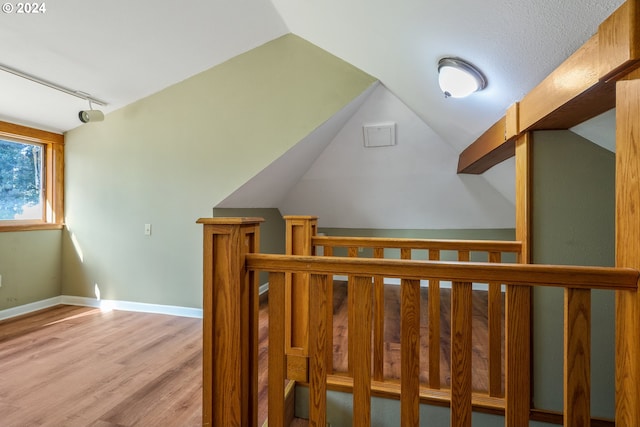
[458,0,640,174]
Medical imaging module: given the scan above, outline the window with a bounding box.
[0,121,64,231]
[0,139,44,220]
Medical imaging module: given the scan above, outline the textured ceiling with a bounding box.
[0,0,625,153]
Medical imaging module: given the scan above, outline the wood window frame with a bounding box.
[0,120,64,232]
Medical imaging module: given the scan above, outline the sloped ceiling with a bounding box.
[0,0,624,153]
[0,0,288,132]
[1,0,624,230]
[271,0,624,153]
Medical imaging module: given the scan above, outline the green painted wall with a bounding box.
[295,387,556,427]
[531,130,615,419]
[62,34,376,307]
[0,230,61,310]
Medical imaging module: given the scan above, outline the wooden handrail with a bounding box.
[255,254,638,426]
[247,254,639,290]
[313,235,522,253]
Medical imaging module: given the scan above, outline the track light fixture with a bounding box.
[78,100,104,123]
[0,62,108,122]
[438,57,487,98]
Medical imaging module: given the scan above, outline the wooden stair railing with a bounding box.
[246,253,639,427]
[312,233,522,399]
[284,216,523,401]
[198,218,639,426]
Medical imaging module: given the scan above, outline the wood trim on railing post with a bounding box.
[428,249,441,390]
[284,215,318,382]
[564,288,591,426]
[505,284,531,426]
[352,275,373,426]
[197,217,263,427]
[451,281,473,427]
[268,272,287,426]
[488,251,503,398]
[401,278,420,426]
[373,247,385,382]
[615,73,640,427]
[506,132,532,425]
[309,273,329,426]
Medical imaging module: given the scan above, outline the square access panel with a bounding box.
[363,122,396,147]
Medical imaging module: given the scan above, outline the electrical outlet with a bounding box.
[144,224,152,236]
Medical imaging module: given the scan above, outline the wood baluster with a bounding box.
[428,249,441,389]
[488,251,503,397]
[401,278,420,427]
[268,272,287,426]
[564,288,591,427]
[352,275,373,426]
[451,281,472,427]
[326,274,334,376]
[323,242,335,375]
[309,273,329,427]
[347,246,359,376]
[505,284,531,427]
[373,247,385,381]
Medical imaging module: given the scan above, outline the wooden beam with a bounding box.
[457,115,515,174]
[458,0,639,174]
[599,0,640,82]
[519,34,602,131]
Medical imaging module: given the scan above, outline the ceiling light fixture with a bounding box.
[78,100,104,123]
[438,57,487,98]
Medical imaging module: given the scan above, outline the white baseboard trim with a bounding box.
[61,296,203,318]
[259,283,269,295]
[0,295,203,321]
[0,296,63,321]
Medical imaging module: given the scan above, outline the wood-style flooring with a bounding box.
[0,305,203,427]
[0,282,497,426]
[330,281,503,392]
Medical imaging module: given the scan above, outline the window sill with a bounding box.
[0,222,64,232]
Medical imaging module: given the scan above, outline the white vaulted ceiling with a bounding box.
[1,0,623,150]
[1,1,623,230]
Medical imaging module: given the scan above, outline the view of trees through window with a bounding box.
[0,139,43,220]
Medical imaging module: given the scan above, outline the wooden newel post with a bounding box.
[615,74,640,427]
[284,215,318,382]
[197,217,264,427]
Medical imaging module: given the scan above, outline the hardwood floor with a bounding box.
[0,283,497,426]
[0,305,203,427]
[330,281,503,393]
